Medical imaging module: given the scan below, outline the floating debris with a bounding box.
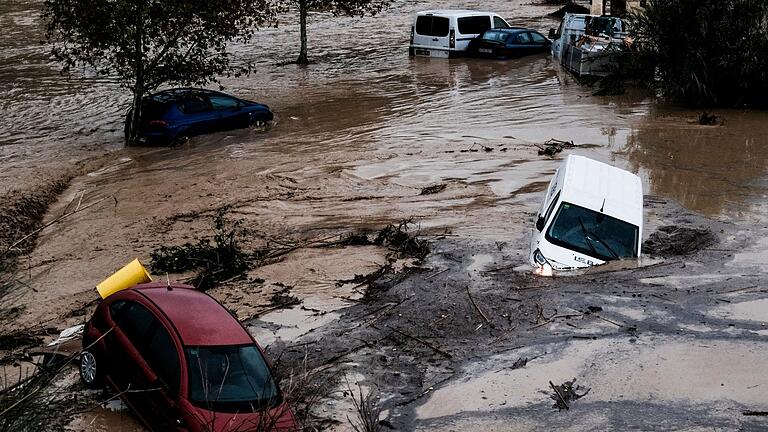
[536,139,576,157]
[374,220,430,260]
[420,184,447,195]
[698,111,719,126]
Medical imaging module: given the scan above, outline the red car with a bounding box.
[79,281,298,431]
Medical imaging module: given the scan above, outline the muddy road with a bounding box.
[2,0,768,430]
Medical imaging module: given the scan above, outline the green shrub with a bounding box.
[629,0,768,107]
[150,210,248,290]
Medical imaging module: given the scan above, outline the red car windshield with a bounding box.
[186,345,281,412]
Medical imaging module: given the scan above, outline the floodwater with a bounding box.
[3,0,768,218]
[3,0,768,430]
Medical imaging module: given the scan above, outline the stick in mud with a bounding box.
[466,286,490,324]
[549,380,569,411]
[387,327,452,359]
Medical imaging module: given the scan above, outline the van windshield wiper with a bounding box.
[577,216,599,257]
[587,230,620,260]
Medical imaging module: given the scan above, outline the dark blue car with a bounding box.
[126,88,274,145]
[466,28,552,59]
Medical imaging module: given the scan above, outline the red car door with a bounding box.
[105,301,153,406]
[140,314,185,430]
[109,300,181,430]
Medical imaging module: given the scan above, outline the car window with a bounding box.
[140,100,168,121]
[530,32,547,43]
[482,31,499,41]
[493,16,510,29]
[209,95,240,111]
[109,300,128,323]
[457,16,491,35]
[179,94,212,114]
[116,301,156,342]
[186,345,280,413]
[415,16,449,37]
[145,324,180,394]
[515,32,532,44]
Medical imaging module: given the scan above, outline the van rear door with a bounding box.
[413,14,450,57]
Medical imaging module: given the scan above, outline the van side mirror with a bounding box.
[548,28,557,39]
[536,216,546,231]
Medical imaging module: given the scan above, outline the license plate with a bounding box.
[479,48,492,54]
[415,49,431,56]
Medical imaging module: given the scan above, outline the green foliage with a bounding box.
[44,0,274,88]
[150,210,249,290]
[43,0,276,143]
[628,0,768,107]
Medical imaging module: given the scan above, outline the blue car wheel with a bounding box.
[249,112,271,129]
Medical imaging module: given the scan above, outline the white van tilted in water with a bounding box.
[529,155,643,275]
[409,10,511,58]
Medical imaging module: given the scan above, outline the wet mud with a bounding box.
[2,0,768,430]
[273,199,768,431]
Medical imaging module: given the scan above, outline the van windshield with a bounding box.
[545,202,638,261]
[186,345,281,413]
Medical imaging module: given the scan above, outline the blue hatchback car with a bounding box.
[466,28,552,59]
[126,88,274,145]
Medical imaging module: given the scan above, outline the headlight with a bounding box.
[533,249,554,277]
[533,249,549,266]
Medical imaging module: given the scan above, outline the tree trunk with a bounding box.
[297,0,309,64]
[127,3,145,146]
[126,85,143,146]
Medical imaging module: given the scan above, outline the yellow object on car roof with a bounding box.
[96,258,152,299]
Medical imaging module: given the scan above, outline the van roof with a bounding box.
[416,10,501,18]
[560,155,643,227]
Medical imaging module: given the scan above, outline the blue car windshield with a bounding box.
[545,202,638,261]
[186,345,281,412]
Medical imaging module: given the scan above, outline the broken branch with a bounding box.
[549,380,569,410]
[466,286,490,324]
[388,327,452,359]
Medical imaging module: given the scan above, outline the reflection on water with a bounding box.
[624,107,768,216]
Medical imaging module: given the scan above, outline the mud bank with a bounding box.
[266,198,768,431]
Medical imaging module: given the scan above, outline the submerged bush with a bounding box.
[150,210,248,290]
[628,0,768,107]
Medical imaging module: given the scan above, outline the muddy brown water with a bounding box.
[3,0,768,218]
[3,0,768,430]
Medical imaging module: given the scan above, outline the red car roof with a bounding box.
[132,282,253,346]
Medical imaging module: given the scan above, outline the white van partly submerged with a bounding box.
[529,155,643,275]
[409,10,511,58]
